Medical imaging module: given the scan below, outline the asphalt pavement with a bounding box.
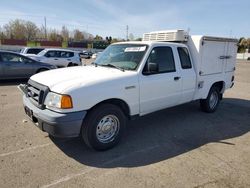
[0,61,249,188]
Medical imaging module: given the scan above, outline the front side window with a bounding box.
[144,46,176,74]
[45,51,57,58]
[178,47,192,69]
[95,44,148,71]
[1,53,33,63]
[1,53,21,63]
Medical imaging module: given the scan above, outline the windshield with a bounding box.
[94,44,148,71]
[37,49,47,56]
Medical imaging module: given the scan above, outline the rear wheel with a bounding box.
[200,86,220,113]
[81,104,126,151]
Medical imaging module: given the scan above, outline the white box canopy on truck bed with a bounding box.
[187,36,238,76]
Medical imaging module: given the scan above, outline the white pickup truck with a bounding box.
[19,30,237,150]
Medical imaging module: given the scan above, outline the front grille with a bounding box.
[26,80,49,109]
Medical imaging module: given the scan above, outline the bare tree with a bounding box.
[25,21,38,40]
[129,33,134,41]
[4,19,26,40]
[240,38,248,49]
[0,26,5,40]
[48,29,62,42]
[61,25,69,41]
[94,35,103,40]
[73,29,84,41]
[0,19,105,42]
[36,26,46,40]
[247,38,250,49]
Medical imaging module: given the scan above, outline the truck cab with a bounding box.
[19,30,237,150]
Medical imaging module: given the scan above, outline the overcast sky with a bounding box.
[0,0,249,39]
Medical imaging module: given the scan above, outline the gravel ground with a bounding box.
[0,61,249,188]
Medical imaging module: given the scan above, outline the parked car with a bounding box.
[19,30,237,151]
[91,52,102,59]
[27,49,82,67]
[20,47,45,55]
[80,51,93,59]
[0,50,56,80]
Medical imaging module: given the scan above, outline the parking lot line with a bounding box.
[40,145,159,188]
[0,143,52,157]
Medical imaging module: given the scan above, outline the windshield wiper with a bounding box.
[101,64,125,72]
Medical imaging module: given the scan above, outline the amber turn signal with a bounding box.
[61,95,73,109]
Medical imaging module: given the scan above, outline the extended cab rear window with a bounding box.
[178,47,192,69]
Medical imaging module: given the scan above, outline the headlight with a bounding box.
[44,92,73,109]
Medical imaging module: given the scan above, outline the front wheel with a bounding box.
[81,104,126,151]
[200,86,220,113]
[67,63,73,67]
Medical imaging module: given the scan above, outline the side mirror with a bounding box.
[148,62,158,73]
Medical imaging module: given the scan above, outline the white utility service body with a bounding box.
[19,30,237,150]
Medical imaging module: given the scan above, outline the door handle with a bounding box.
[174,76,181,81]
[54,58,58,60]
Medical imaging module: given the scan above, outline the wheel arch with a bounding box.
[88,98,131,119]
[67,62,73,67]
[204,81,225,99]
[212,81,225,93]
[36,67,49,73]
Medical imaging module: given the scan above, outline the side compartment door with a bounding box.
[225,42,237,72]
[200,40,226,75]
[139,46,182,115]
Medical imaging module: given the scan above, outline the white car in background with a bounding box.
[20,47,45,55]
[27,49,82,67]
[91,52,102,59]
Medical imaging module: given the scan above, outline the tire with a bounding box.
[37,68,49,73]
[67,63,73,67]
[200,86,220,113]
[81,104,126,151]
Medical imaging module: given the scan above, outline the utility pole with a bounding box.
[44,16,47,40]
[126,25,129,41]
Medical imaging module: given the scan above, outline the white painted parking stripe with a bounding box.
[40,145,158,188]
[0,143,52,157]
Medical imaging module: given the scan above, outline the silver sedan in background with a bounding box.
[0,50,56,80]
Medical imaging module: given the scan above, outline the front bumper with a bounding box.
[22,95,87,138]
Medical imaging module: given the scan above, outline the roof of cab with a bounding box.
[112,40,188,48]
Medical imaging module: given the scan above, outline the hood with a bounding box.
[25,54,43,61]
[24,54,39,58]
[30,65,137,93]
